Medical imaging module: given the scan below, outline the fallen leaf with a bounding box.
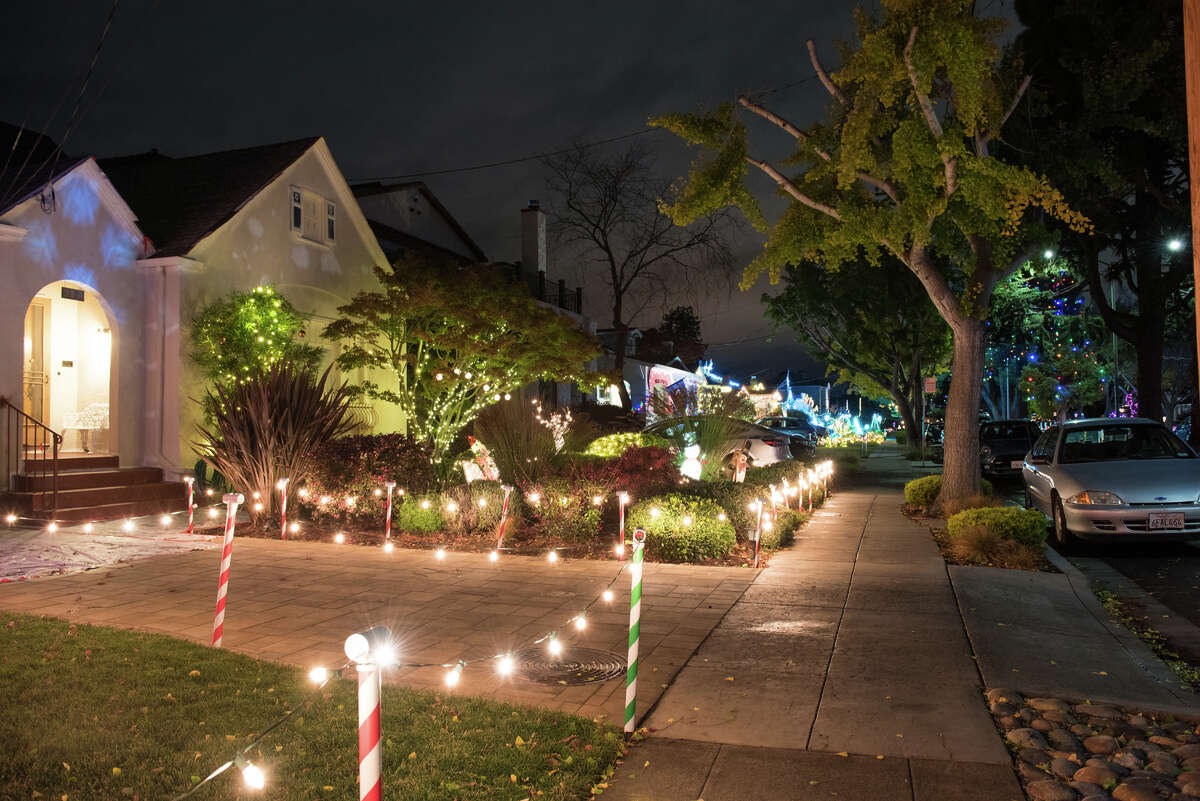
[515,736,526,747]
[111,767,121,777]
[836,752,848,757]
[723,676,734,682]
[643,761,650,767]
[407,752,417,760]
[510,774,518,783]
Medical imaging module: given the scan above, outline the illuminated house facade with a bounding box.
[0,134,455,519]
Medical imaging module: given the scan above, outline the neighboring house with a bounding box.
[352,180,486,264]
[594,327,706,411]
[0,131,396,520]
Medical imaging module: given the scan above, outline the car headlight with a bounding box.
[1067,491,1125,506]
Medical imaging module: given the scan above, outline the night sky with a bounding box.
[1,0,1012,381]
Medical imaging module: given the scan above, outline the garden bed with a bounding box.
[0,613,624,801]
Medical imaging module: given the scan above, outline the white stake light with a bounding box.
[309,666,328,683]
[497,653,515,676]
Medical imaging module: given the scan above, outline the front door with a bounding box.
[22,298,49,433]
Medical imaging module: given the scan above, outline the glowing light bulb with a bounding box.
[46,522,57,532]
[602,589,614,602]
[252,492,260,500]
[334,532,345,544]
[682,515,692,526]
[4,514,15,524]
[373,643,397,667]
[614,543,625,557]
[717,513,727,522]
[241,762,265,790]
[1169,238,1185,252]
[763,520,774,532]
[374,488,382,497]
[497,654,515,676]
[289,522,300,533]
[574,615,587,631]
[592,495,603,506]
[384,542,394,553]
[309,666,328,683]
[650,508,661,519]
[445,661,465,686]
[527,492,541,504]
[420,499,431,510]
[346,496,356,507]
[446,501,459,513]
[205,488,214,497]
[253,502,264,512]
[122,519,135,532]
[547,550,558,563]
[435,548,446,559]
[478,498,487,509]
[83,522,93,533]
[618,493,630,505]
[319,496,331,505]
[547,636,563,657]
[298,488,308,498]
[504,393,511,400]
[435,372,444,381]
[160,515,171,526]
[276,479,288,491]
[208,508,218,518]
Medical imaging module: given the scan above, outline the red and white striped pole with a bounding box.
[383,481,396,546]
[211,492,244,648]
[753,499,763,568]
[495,484,514,551]
[617,492,629,559]
[183,476,195,534]
[344,626,390,801]
[277,478,290,540]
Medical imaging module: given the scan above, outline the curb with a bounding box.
[1044,546,1200,712]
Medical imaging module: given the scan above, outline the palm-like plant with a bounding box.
[648,385,749,480]
[196,363,356,526]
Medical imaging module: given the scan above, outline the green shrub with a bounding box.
[394,496,445,533]
[743,461,806,489]
[947,507,1047,548]
[627,494,736,562]
[440,481,525,537]
[763,509,804,550]
[903,474,993,509]
[894,429,908,446]
[678,480,760,537]
[816,445,861,468]
[299,434,435,524]
[584,432,669,458]
[523,478,605,542]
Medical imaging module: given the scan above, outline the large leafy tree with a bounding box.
[1020,314,1108,422]
[324,256,601,468]
[763,257,950,443]
[1010,0,1188,424]
[651,0,1089,505]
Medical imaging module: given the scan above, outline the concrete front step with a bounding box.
[44,495,190,523]
[24,453,120,471]
[13,466,164,492]
[6,481,187,515]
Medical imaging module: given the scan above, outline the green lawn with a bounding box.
[0,614,623,801]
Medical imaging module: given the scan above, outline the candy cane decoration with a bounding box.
[753,499,764,568]
[277,478,289,540]
[624,527,646,735]
[183,476,195,534]
[617,492,629,559]
[383,481,396,546]
[344,627,388,801]
[211,492,244,648]
[495,484,514,551]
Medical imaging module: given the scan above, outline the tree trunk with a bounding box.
[1135,324,1165,422]
[892,387,919,450]
[938,319,985,507]
[613,324,633,412]
[1190,339,1200,450]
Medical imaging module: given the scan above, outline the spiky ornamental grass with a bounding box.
[195,363,356,525]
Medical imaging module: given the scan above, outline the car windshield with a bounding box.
[982,422,1037,440]
[1058,424,1196,463]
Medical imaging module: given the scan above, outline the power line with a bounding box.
[352,128,657,183]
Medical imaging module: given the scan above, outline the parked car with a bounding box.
[980,420,1042,478]
[645,416,794,478]
[1021,418,1200,548]
[755,415,821,459]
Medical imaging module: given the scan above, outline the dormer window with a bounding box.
[290,186,335,244]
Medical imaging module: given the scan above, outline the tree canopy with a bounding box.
[650,0,1090,504]
[323,257,602,467]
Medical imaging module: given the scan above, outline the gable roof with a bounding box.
[98,137,319,256]
[0,122,88,214]
[352,180,486,262]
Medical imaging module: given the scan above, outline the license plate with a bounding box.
[1148,512,1186,531]
[1010,461,1024,469]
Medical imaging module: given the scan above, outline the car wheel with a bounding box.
[1023,488,1035,510]
[1052,497,1078,551]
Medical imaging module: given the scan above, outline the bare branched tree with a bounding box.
[544,144,736,410]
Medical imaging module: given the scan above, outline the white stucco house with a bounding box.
[0,131,477,521]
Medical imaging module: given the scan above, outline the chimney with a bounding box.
[521,200,547,284]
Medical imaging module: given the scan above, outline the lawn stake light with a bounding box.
[183,476,196,534]
[211,493,245,648]
[617,491,630,559]
[345,626,391,801]
[624,527,646,735]
[383,481,396,547]
[277,478,289,540]
[495,483,514,551]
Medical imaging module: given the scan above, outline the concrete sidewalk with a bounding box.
[606,456,1021,801]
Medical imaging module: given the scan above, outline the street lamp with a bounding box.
[1042,249,1055,259]
[1168,238,1185,252]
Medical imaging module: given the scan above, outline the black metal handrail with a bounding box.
[1,396,62,517]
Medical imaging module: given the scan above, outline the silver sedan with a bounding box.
[1022,418,1200,548]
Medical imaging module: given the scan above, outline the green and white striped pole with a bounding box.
[624,527,647,735]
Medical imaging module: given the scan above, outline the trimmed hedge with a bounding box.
[583,432,670,458]
[947,506,1048,548]
[627,494,736,562]
[763,509,804,550]
[678,480,760,537]
[894,429,908,446]
[904,474,993,509]
[522,477,605,542]
[394,496,445,533]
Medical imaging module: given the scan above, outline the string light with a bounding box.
[334,533,345,544]
[478,498,488,509]
[650,507,661,519]
[682,515,692,526]
[573,615,587,631]
[602,589,614,602]
[446,501,459,513]
[547,634,563,657]
[46,521,57,532]
[253,502,264,512]
[308,666,328,683]
[384,542,395,553]
[83,522,93,533]
[122,519,135,532]
[4,514,14,524]
[547,550,558,563]
[496,654,515,676]
[527,492,541,504]
[420,499,431,510]
[208,508,219,519]
[241,762,265,790]
[252,492,260,500]
[289,522,300,534]
[592,495,603,506]
[614,543,625,557]
[717,512,727,522]
[374,488,382,497]
[205,488,214,497]
[298,488,309,498]
[319,495,331,505]
[489,550,499,562]
[445,660,465,686]
[435,548,446,559]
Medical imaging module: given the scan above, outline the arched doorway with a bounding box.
[23,281,116,453]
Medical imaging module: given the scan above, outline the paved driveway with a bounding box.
[0,539,754,721]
